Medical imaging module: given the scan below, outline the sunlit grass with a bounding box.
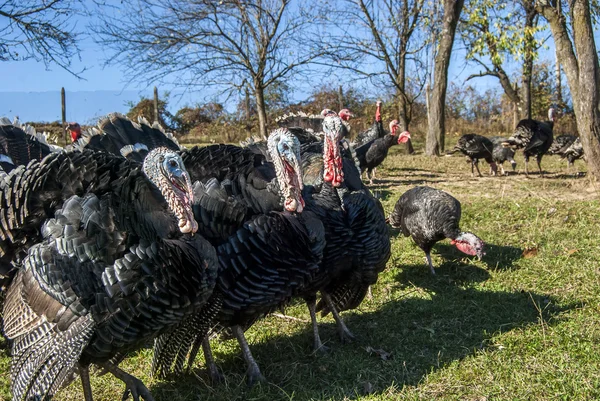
[1,137,599,400]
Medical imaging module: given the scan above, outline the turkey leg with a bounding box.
[232,325,265,387]
[425,252,436,275]
[79,364,94,401]
[201,337,224,384]
[305,296,328,353]
[322,293,355,343]
[99,362,155,401]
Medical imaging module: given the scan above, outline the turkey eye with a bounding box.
[169,159,178,168]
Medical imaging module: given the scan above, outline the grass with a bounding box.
[1,136,600,401]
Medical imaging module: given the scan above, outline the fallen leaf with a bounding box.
[522,247,538,258]
[365,346,393,361]
[567,249,578,256]
[547,207,557,216]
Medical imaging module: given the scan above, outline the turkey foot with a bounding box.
[202,337,224,384]
[99,362,155,401]
[306,297,329,353]
[323,293,355,343]
[232,325,265,387]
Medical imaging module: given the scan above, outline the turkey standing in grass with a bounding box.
[490,136,517,175]
[388,186,485,275]
[354,121,411,184]
[502,108,555,176]
[1,147,218,401]
[151,128,326,386]
[299,115,391,350]
[447,134,498,177]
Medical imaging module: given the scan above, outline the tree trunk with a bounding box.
[521,2,536,120]
[426,0,464,156]
[521,52,533,119]
[254,83,268,138]
[396,59,414,154]
[537,0,600,180]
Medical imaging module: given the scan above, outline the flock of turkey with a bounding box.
[448,108,584,177]
[0,102,584,401]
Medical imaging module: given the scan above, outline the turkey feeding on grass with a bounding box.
[490,136,517,175]
[388,186,485,275]
[549,134,584,172]
[447,134,497,177]
[502,108,555,176]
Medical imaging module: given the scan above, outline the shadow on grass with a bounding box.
[395,262,491,288]
[435,243,523,271]
[149,286,569,401]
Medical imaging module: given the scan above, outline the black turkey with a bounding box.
[351,100,386,148]
[354,121,411,184]
[549,134,584,171]
[502,108,555,176]
[299,115,391,350]
[447,134,498,177]
[152,129,326,386]
[388,186,485,275]
[71,113,180,162]
[276,108,353,137]
[1,147,218,401]
[560,137,584,169]
[0,118,59,176]
[490,136,517,175]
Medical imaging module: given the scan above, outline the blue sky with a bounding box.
[0,2,554,123]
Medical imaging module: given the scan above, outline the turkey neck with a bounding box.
[384,134,398,148]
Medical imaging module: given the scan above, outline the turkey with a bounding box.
[388,186,485,275]
[67,122,82,142]
[548,134,577,155]
[299,115,391,350]
[71,113,180,162]
[354,121,411,184]
[1,147,218,401]
[351,100,386,148]
[549,134,584,171]
[490,136,517,175]
[502,108,555,176]
[0,118,59,176]
[447,134,498,177]
[560,137,584,169]
[151,128,326,386]
[276,108,353,137]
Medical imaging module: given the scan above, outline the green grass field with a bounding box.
[1,137,599,401]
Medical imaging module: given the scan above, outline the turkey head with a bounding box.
[267,128,305,213]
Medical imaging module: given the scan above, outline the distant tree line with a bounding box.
[2,0,600,180]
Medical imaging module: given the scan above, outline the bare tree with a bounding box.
[425,0,464,156]
[0,0,83,75]
[334,0,429,153]
[462,0,544,122]
[536,0,600,181]
[93,0,334,137]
